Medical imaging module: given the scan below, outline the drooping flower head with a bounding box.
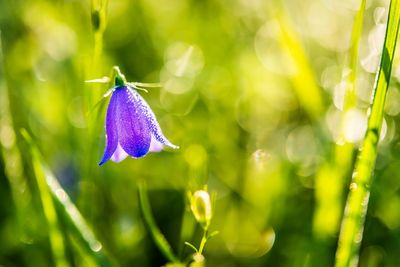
[98,67,178,165]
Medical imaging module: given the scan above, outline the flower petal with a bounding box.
[116,87,151,158]
[111,143,129,162]
[99,91,119,165]
[135,88,179,149]
[149,136,164,152]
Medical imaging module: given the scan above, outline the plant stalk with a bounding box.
[335,1,400,266]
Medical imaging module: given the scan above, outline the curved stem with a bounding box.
[138,182,179,263]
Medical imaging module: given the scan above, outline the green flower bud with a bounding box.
[190,190,212,228]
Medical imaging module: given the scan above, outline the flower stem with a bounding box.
[91,0,108,73]
[82,0,109,224]
[198,230,208,255]
[335,1,400,266]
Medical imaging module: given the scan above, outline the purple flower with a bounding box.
[99,85,178,165]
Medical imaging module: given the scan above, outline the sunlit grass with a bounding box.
[1,0,400,266]
[335,0,400,266]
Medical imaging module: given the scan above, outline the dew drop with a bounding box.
[90,241,102,252]
[349,182,358,191]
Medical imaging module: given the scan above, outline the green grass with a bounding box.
[1,0,400,266]
[23,130,111,266]
[335,0,400,266]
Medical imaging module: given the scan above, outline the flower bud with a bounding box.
[190,190,212,228]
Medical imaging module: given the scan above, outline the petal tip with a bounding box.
[164,141,179,149]
[110,144,129,162]
[170,144,179,149]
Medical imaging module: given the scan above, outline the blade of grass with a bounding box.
[138,182,179,263]
[277,13,324,119]
[335,1,400,266]
[81,0,109,228]
[52,175,112,267]
[0,31,20,257]
[22,131,69,267]
[344,0,366,111]
[22,131,111,267]
[313,0,366,238]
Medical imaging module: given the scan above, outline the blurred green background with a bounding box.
[1,0,400,266]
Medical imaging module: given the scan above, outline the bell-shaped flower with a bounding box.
[98,70,178,165]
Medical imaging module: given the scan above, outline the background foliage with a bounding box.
[1,0,400,266]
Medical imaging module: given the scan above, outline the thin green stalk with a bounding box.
[22,131,111,267]
[82,0,109,223]
[335,1,400,266]
[197,231,207,255]
[51,174,112,267]
[277,12,324,119]
[90,0,108,81]
[0,31,17,216]
[344,0,366,110]
[0,31,31,261]
[138,182,179,263]
[313,0,366,238]
[25,133,69,267]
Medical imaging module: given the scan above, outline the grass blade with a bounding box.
[344,0,367,110]
[277,13,324,119]
[313,0,366,238]
[335,1,400,266]
[138,182,179,263]
[22,131,111,267]
[23,131,69,267]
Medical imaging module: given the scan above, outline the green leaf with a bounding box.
[207,230,219,240]
[184,241,199,253]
